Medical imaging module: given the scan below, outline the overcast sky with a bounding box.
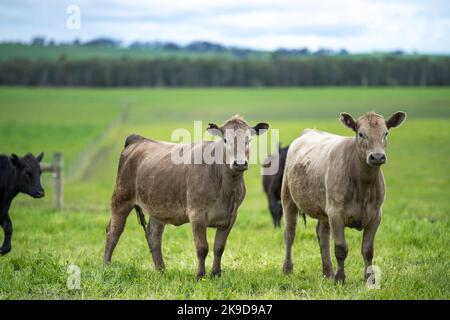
[1,0,449,53]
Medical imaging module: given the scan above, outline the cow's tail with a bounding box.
[299,210,307,227]
[135,205,147,232]
[117,134,145,173]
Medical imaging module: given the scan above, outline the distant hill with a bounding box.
[0,38,445,62]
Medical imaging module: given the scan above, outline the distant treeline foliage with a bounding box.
[0,56,449,86]
[26,37,351,57]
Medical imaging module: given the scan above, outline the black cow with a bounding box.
[0,153,45,255]
[262,144,289,228]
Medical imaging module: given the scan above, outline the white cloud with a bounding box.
[0,0,449,52]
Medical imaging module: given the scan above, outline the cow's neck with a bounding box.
[214,164,244,200]
[351,140,381,186]
[220,164,244,186]
[0,161,19,201]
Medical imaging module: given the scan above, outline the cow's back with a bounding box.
[284,129,348,219]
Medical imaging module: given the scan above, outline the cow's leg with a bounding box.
[191,219,208,280]
[211,227,232,277]
[0,213,12,255]
[329,213,348,284]
[361,215,381,281]
[145,218,166,271]
[268,188,282,228]
[282,183,298,274]
[316,220,334,278]
[103,194,133,264]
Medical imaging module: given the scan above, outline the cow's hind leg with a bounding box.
[316,220,334,278]
[282,182,298,274]
[103,192,133,264]
[0,213,12,255]
[145,217,166,271]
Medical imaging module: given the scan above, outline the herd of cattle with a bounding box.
[0,111,406,283]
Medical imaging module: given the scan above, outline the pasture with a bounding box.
[0,87,449,299]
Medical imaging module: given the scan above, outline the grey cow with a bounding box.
[282,111,406,283]
[103,115,268,279]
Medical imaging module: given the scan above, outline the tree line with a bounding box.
[25,37,352,57]
[0,56,449,87]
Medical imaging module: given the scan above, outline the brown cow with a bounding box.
[282,111,406,283]
[103,115,269,279]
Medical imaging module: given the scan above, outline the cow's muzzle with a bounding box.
[33,189,45,198]
[368,153,386,166]
[232,160,248,171]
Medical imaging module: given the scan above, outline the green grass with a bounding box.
[0,87,449,299]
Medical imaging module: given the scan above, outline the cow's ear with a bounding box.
[207,123,222,137]
[386,111,407,129]
[340,112,357,132]
[10,154,24,169]
[206,123,223,137]
[36,152,44,162]
[252,122,269,135]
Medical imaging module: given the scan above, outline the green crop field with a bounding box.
[0,87,449,299]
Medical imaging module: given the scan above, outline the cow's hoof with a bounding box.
[0,246,11,255]
[283,262,293,275]
[334,271,346,284]
[211,270,221,278]
[155,266,166,273]
[322,266,334,279]
[196,272,206,281]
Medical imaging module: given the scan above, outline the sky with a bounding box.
[0,0,449,53]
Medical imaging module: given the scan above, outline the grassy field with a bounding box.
[0,87,449,299]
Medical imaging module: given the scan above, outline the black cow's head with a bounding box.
[10,152,45,198]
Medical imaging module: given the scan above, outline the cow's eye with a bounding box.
[384,132,388,138]
[24,172,32,180]
[223,138,227,144]
[358,132,365,139]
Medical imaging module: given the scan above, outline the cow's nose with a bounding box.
[232,160,248,171]
[369,153,386,165]
[35,190,45,198]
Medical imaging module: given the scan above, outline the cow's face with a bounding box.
[207,115,269,173]
[10,153,45,198]
[340,112,406,167]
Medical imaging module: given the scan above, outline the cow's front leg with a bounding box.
[191,219,208,280]
[268,188,282,228]
[0,213,13,255]
[329,213,348,284]
[316,220,334,278]
[362,215,381,281]
[211,227,232,277]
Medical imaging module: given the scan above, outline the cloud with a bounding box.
[0,0,449,52]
